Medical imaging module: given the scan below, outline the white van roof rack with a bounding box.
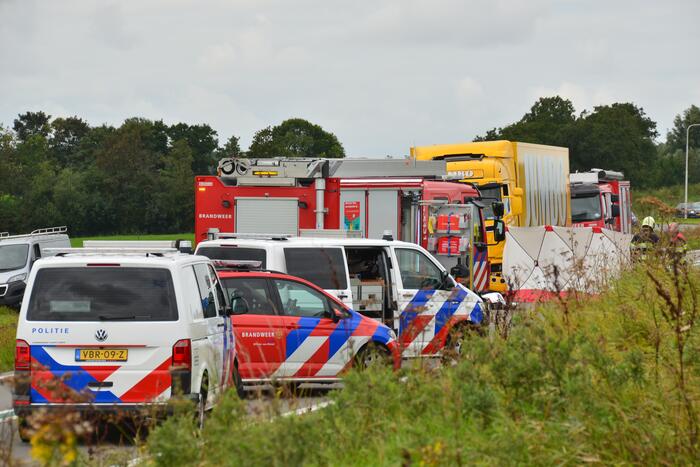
[0,226,68,240]
[83,240,192,250]
[45,247,182,257]
[206,231,291,241]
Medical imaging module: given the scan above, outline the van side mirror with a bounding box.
[450,262,468,279]
[230,293,249,315]
[329,305,346,323]
[611,205,620,218]
[509,188,524,216]
[493,220,506,242]
[492,201,505,218]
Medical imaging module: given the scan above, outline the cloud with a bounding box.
[0,0,699,154]
[456,77,484,101]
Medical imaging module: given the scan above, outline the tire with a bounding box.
[280,382,305,398]
[17,416,31,443]
[196,374,208,430]
[354,342,391,370]
[232,362,245,398]
[442,323,481,363]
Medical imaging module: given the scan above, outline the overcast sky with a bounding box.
[1,0,698,156]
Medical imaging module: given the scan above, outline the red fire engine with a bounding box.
[570,169,632,233]
[195,158,504,293]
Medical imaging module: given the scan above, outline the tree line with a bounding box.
[0,115,344,236]
[0,98,697,236]
[474,97,700,189]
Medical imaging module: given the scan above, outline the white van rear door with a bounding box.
[282,246,353,308]
[19,265,181,405]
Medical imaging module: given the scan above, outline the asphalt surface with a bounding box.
[0,376,334,465]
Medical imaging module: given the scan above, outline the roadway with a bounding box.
[0,376,333,465]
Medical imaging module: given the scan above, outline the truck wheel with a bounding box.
[196,374,208,430]
[17,416,31,443]
[354,343,391,370]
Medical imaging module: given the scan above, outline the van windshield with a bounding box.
[0,244,29,271]
[27,268,178,321]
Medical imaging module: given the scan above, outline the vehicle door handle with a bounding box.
[402,293,414,298]
[88,382,113,389]
[337,294,348,299]
[217,323,225,328]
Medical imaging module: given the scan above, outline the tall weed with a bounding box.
[147,263,700,465]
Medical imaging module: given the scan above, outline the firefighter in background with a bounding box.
[666,222,688,259]
[631,216,659,260]
[667,222,687,247]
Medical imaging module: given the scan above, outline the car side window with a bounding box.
[33,244,41,260]
[207,265,227,316]
[181,266,205,320]
[193,263,217,318]
[222,277,278,315]
[395,248,449,290]
[273,279,330,318]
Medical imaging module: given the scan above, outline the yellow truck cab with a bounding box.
[411,140,571,292]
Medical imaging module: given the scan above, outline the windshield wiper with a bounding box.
[98,315,137,321]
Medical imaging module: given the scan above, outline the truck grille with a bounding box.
[0,285,6,297]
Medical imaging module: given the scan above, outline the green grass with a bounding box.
[147,263,700,465]
[633,183,700,207]
[70,233,194,247]
[674,217,700,225]
[0,306,18,372]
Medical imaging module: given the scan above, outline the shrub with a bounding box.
[146,263,700,465]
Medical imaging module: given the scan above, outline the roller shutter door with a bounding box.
[235,198,299,235]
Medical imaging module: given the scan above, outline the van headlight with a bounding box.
[8,273,26,283]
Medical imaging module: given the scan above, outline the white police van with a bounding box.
[0,227,71,308]
[196,233,485,359]
[13,243,239,440]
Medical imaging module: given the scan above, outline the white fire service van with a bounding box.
[13,243,239,441]
[195,233,485,358]
[0,227,71,308]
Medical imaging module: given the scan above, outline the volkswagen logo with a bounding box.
[95,329,108,342]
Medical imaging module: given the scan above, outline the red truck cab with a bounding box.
[570,169,632,234]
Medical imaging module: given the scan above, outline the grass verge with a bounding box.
[146,261,700,465]
[70,233,194,248]
[0,307,17,372]
[634,183,700,207]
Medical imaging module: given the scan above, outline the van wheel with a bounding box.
[442,323,481,364]
[354,343,391,370]
[233,362,245,398]
[196,374,208,430]
[17,417,31,443]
